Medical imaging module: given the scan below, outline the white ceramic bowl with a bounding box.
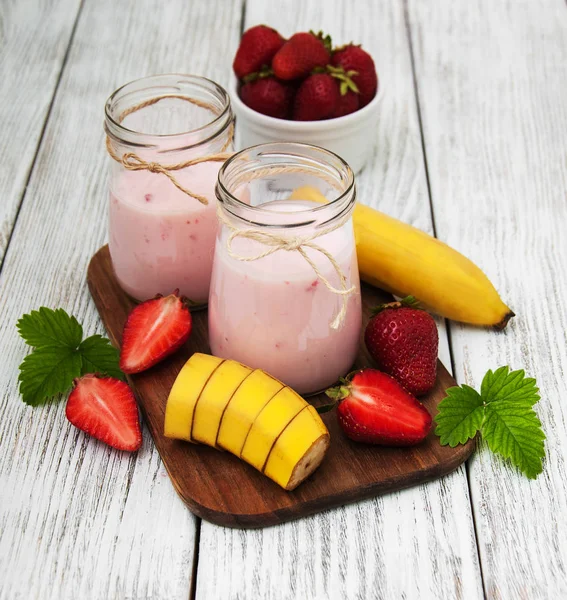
[229,77,382,173]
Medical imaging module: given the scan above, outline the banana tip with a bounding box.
[494,310,515,331]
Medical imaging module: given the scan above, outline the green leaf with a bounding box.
[483,401,545,479]
[481,366,539,406]
[435,385,484,446]
[316,402,338,414]
[17,307,83,349]
[79,335,123,380]
[18,345,83,406]
[399,295,420,309]
[435,366,545,479]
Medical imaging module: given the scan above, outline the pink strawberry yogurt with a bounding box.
[105,74,234,305]
[108,161,220,303]
[208,200,362,394]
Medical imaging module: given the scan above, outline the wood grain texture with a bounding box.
[0,0,82,264]
[195,0,484,598]
[407,0,567,597]
[0,0,242,598]
[88,245,474,528]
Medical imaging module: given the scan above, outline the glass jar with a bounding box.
[209,143,362,395]
[105,74,234,305]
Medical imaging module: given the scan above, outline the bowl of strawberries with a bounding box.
[231,26,381,173]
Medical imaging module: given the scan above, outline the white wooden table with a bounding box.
[1,0,566,598]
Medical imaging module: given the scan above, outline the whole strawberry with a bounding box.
[293,73,339,121]
[272,31,331,80]
[331,44,378,107]
[325,369,432,446]
[233,25,285,79]
[331,88,359,118]
[240,76,295,119]
[327,65,360,118]
[364,296,438,396]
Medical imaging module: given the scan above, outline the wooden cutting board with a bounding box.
[87,245,474,528]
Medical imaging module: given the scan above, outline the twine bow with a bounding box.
[105,94,234,205]
[218,209,356,329]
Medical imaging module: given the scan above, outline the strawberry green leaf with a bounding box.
[483,401,545,479]
[316,402,338,414]
[18,345,83,406]
[434,385,484,446]
[16,307,125,406]
[325,385,350,401]
[79,335,123,380]
[399,295,421,309]
[435,366,545,479]
[480,366,539,406]
[17,307,83,349]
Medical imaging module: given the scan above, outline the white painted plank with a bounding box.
[0,0,242,598]
[0,0,82,263]
[408,0,567,597]
[195,2,483,599]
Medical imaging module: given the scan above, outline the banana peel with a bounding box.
[165,354,330,491]
[289,186,514,329]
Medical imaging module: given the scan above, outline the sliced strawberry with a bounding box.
[120,291,192,374]
[327,369,432,446]
[66,375,142,451]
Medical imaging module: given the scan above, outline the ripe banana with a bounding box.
[289,186,514,328]
[164,353,330,491]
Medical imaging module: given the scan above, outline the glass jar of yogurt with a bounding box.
[105,74,234,305]
[209,143,362,395]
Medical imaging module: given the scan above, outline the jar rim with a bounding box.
[216,142,356,228]
[105,73,232,148]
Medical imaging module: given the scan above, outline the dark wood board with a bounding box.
[87,245,474,528]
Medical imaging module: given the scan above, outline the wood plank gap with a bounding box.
[239,0,247,36]
[402,0,437,239]
[446,324,488,600]
[0,0,86,279]
[403,1,488,597]
[191,0,243,592]
[189,519,203,600]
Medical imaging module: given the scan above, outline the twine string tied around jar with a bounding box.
[105,94,234,205]
[217,208,356,330]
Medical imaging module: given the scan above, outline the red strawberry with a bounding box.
[331,90,359,117]
[364,297,439,396]
[331,84,359,118]
[66,375,142,451]
[326,369,432,446]
[233,25,285,79]
[293,73,339,121]
[240,76,295,119]
[120,290,192,374]
[272,32,331,80]
[331,45,378,107]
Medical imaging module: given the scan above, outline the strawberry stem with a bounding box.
[326,65,359,95]
[310,29,333,53]
[332,42,362,53]
[243,66,274,83]
[370,295,422,316]
[317,373,361,413]
[316,401,338,414]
